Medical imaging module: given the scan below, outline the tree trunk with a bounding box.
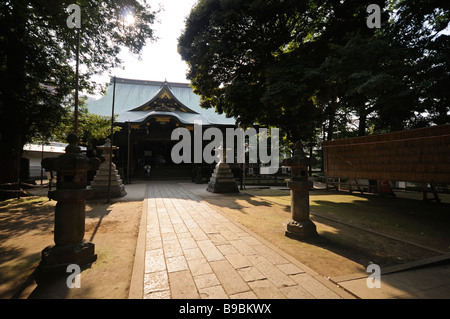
[0,1,28,184]
[326,101,337,141]
[358,109,367,137]
[0,130,25,184]
[326,116,334,141]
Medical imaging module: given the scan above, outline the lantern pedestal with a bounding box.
[39,241,96,274]
[282,142,318,240]
[37,134,100,281]
[285,220,318,240]
[285,180,318,239]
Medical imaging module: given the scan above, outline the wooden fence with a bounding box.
[323,125,450,184]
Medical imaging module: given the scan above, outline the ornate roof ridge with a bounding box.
[129,80,198,114]
[109,76,191,88]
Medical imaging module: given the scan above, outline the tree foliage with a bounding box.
[34,97,121,149]
[0,0,157,183]
[179,0,449,144]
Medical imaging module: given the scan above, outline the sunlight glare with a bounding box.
[124,13,136,26]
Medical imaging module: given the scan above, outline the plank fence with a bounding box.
[323,125,450,199]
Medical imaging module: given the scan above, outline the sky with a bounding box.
[94,0,198,90]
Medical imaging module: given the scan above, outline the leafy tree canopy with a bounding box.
[179,0,449,143]
[0,0,158,183]
[33,97,121,150]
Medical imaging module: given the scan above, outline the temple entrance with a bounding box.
[113,120,195,181]
[133,140,193,180]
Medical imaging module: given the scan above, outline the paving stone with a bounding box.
[219,229,241,241]
[237,266,266,282]
[279,285,315,299]
[187,258,213,276]
[205,216,224,226]
[145,252,166,273]
[214,224,231,232]
[210,260,250,295]
[146,248,163,256]
[197,239,225,262]
[194,273,221,289]
[223,222,246,235]
[248,279,286,299]
[229,239,258,256]
[252,244,289,265]
[189,227,209,241]
[197,220,218,234]
[166,255,189,273]
[216,244,239,256]
[146,236,163,250]
[276,263,305,275]
[144,289,171,299]
[208,233,229,245]
[183,218,199,229]
[163,242,184,258]
[225,253,252,269]
[147,227,160,238]
[199,285,229,299]
[173,223,189,234]
[229,291,259,299]
[144,270,169,294]
[177,231,194,238]
[178,236,198,250]
[290,273,341,299]
[169,270,200,299]
[183,247,204,261]
[240,236,263,246]
[247,255,297,288]
[161,232,177,242]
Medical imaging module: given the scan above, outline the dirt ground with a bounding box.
[0,183,145,299]
[1,181,449,299]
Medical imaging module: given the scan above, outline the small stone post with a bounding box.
[38,134,100,277]
[282,141,318,239]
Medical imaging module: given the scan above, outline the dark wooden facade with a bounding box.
[323,125,450,184]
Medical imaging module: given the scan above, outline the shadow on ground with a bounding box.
[200,186,449,278]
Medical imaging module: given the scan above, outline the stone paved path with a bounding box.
[141,181,352,299]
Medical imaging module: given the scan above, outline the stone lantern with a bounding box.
[207,143,239,193]
[282,141,318,239]
[90,138,126,198]
[38,133,100,276]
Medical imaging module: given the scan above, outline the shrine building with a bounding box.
[86,77,237,180]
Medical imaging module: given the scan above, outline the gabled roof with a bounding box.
[86,77,236,126]
[130,81,198,114]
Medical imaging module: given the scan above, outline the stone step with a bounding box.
[94,169,120,175]
[210,177,236,183]
[92,174,122,181]
[90,180,124,187]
